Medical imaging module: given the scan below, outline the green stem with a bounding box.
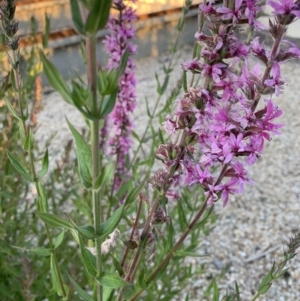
[121,196,143,268]
[251,293,260,301]
[86,34,103,301]
[251,24,286,112]
[129,199,209,301]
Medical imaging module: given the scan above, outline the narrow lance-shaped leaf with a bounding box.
[24,128,34,151]
[212,281,219,301]
[6,151,33,182]
[39,51,73,104]
[78,235,96,277]
[35,212,74,229]
[100,205,124,239]
[124,182,144,207]
[67,119,92,188]
[94,162,114,191]
[42,13,50,48]
[99,92,118,119]
[77,225,99,240]
[5,98,20,120]
[37,181,48,213]
[103,286,114,301]
[30,247,52,257]
[85,0,113,34]
[38,149,49,179]
[97,272,129,289]
[68,274,94,301]
[50,254,69,298]
[54,230,65,249]
[70,0,85,35]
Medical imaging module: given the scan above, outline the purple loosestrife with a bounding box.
[103,0,137,190]
[158,0,300,207]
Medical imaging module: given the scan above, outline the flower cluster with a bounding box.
[103,0,137,190]
[159,0,300,207]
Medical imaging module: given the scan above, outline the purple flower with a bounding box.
[268,0,300,17]
[216,0,244,24]
[215,178,241,207]
[104,0,137,191]
[181,58,202,72]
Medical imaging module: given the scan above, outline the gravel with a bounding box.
[35,36,300,300]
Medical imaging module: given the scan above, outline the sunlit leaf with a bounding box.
[67,119,92,188]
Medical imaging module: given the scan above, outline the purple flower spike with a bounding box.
[158,0,297,207]
[104,0,137,192]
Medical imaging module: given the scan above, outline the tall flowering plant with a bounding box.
[1,0,300,300]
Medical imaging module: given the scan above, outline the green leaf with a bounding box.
[37,181,48,213]
[30,247,52,256]
[68,274,94,301]
[10,69,17,91]
[155,72,162,95]
[174,251,206,259]
[212,281,219,301]
[258,265,274,289]
[160,75,169,95]
[100,206,123,239]
[274,268,289,280]
[50,254,69,297]
[99,92,118,118]
[193,205,214,230]
[35,212,74,229]
[50,254,61,293]
[5,98,20,120]
[85,0,113,34]
[70,228,80,244]
[166,219,174,250]
[67,119,92,188]
[94,163,114,191]
[131,130,141,143]
[123,182,144,207]
[145,96,152,118]
[177,201,188,231]
[54,230,65,249]
[258,283,272,294]
[39,51,73,104]
[118,50,129,76]
[71,80,89,107]
[235,281,240,301]
[97,272,129,289]
[6,151,33,182]
[98,69,119,96]
[103,286,114,301]
[77,225,98,239]
[42,13,50,48]
[111,254,124,276]
[158,128,164,144]
[78,235,96,277]
[137,268,147,289]
[70,0,85,35]
[38,149,49,179]
[24,128,34,151]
